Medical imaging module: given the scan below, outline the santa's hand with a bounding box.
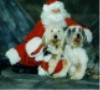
[26,37,44,58]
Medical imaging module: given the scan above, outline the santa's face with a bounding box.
[41,7,68,22]
[51,8,61,14]
[50,8,66,21]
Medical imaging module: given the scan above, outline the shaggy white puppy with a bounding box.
[43,27,65,55]
[64,25,93,80]
[38,27,70,78]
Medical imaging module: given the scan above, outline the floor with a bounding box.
[0,68,99,89]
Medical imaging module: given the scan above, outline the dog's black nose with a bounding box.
[77,34,80,38]
[54,35,58,39]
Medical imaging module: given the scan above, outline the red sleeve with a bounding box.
[65,18,80,26]
[24,21,45,42]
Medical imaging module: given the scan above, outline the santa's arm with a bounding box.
[25,21,45,58]
[25,21,45,42]
[5,21,45,65]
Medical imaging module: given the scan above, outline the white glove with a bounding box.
[26,37,43,58]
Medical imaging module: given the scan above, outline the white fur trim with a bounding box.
[5,48,21,65]
[26,37,42,57]
[43,1,64,12]
[38,66,48,76]
[84,28,93,43]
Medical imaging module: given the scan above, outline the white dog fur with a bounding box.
[64,25,93,80]
[38,27,70,78]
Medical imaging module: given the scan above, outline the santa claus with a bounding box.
[5,0,92,74]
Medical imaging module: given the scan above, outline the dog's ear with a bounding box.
[82,28,93,47]
[82,29,88,47]
[42,36,45,44]
[84,28,93,43]
[63,28,69,45]
[41,33,47,47]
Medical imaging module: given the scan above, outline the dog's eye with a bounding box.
[72,28,75,32]
[67,29,71,34]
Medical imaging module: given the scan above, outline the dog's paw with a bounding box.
[70,76,82,80]
[70,73,84,80]
[38,66,48,76]
[53,73,66,78]
[69,66,76,77]
[52,73,60,78]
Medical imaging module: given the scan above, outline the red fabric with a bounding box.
[40,61,49,71]
[53,60,63,74]
[15,42,42,67]
[45,0,57,5]
[31,45,43,55]
[65,18,80,26]
[25,21,45,42]
[40,60,63,74]
[65,18,88,29]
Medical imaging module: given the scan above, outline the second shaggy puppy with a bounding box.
[64,25,93,80]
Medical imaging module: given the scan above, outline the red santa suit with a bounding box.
[40,59,63,75]
[5,0,92,73]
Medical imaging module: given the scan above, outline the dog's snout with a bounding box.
[77,33,80,38]
[54,35,58,39]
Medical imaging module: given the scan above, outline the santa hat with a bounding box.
[43,0,65,12]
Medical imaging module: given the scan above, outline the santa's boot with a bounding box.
[0,57,11,74]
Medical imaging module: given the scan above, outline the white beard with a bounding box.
[41,10,71,28]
